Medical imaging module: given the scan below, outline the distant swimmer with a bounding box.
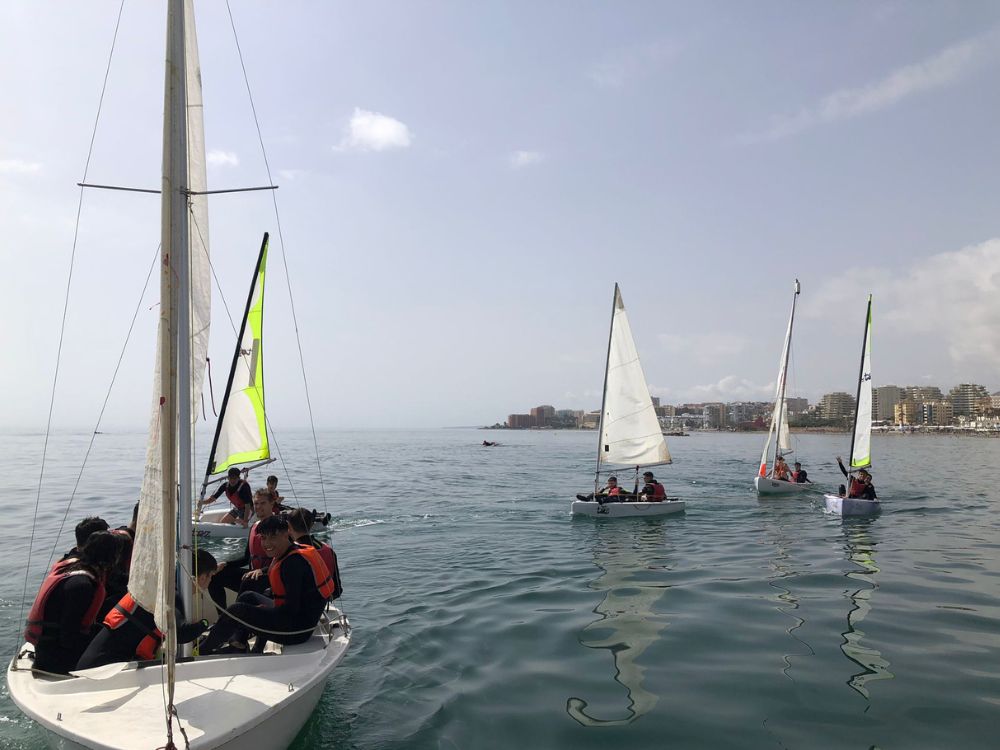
[836,457,877,500]
[482,440,498,447]
[772,456,790,481]
[791,462,812,484]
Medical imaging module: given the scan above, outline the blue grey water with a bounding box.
[1,429,999,749]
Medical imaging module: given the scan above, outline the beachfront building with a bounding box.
[703,403,727,429]
[819,392,855,421]
[947,383,989,417]
[785,397,809,413]
[922,400,954,426]
[874,385,902,422]
[894,399,921,426]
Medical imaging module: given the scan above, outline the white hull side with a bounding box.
[194,508,328,540]
[823,494,881,517]
[8,611,349,750]
[571,500,685,517]
[753,476,811,497]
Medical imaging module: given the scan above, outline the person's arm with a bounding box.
[836,457,848,479]
[238,482,253,507]
[56,576,99,651]
[177,619,210,643]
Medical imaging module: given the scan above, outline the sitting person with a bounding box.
[639,471,667,502]
[836,457,877,500]
[208,488,280,612]
[266,474,290,511]
[25,531,119,674]
[577,475,630,503]
[201,467,253,526]
[76,549,218,670]
[791,462,812,484]
[59,516,110,564]
[199,515,335,654]
[287,508,343,601]
[772,456,790,481]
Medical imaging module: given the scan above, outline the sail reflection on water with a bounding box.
[841,517,894,698]
[567,520,672,726]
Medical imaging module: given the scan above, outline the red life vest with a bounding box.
[316,544,335,576]
[848,477,866,498]
[248,521,269,570]
[103,593,162,661]
[268,543,336,606]
[650,481,666,500]
[225,479,249,510]
[791,470,801,482]
[24,561,105,645]
[607,486,620,496]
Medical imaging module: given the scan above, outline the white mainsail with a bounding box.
[206,235,270,478]
[598,285,671,468]
[131,0,210,631]
[850,296,873,470]
[757,280,799,477]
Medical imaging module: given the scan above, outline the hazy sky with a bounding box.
[3,1,1000,432]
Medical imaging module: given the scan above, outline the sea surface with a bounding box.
[1,428,999,749]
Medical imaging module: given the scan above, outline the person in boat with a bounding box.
[58,516,110,564]
[25,531,119,675]
[639,471,667,502]
[75,549,218,670]
[202,466,253,526]
[266,474,292,512]
[287,508,343,600]
[199,514,335,655]
[772,456,791,481]
[791,462,813,484]
[576,476,631,503]
[836,457,877,500]
[208,487,280,612]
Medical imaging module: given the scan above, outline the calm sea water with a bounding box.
[1,429,999,749]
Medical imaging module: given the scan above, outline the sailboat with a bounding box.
[7,2,351,748]
[825,295,880,516]
[572,284,684,518]
[754,280,810,497]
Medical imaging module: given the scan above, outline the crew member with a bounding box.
[202,467,253,526]
[208,487,279,611]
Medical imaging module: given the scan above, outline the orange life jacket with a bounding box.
[103,593,162,661]
[225,479,249,510]
[248,521,269,570]
[268,543,336,606]
[607,486,620,496]
[24,561,105,645]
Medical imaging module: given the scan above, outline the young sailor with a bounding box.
[639,471,667,502]
[576,476,629,503]
[207,487,279,611]
[772,456,791,481]
[203,467,253,526]
[75,549,218,670]
[58,516,109,564]
[791,462,813,484]
[25,531,119,674]
[286,508,343,601]
[199,515,335,654]
[836,457,877,500]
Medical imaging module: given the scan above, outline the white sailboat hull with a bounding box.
[823,494,880,517]
[753,476,811,497]
[7,610,350,750]
[193,508,329,539]
[571,500,685,517]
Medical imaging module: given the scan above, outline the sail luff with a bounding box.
[759,280,799,477]
[849,296,873,469]
[594,284,619,492]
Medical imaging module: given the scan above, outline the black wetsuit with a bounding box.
[794,469,811,484]
[201,550,326,653]
[32,575,102,675]
[837,461,877,499]
[211,480,253,519]
[208,532,267,611]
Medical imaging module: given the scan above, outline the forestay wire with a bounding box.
[12,0,129,658]
[225,0,329,513]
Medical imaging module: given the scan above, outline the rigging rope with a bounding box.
[13,0,128,659]
[226,0,329,514]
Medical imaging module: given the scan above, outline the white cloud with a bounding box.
[206,150,239,167]
[509,150,544,169]
[589,39,682,89]
[739,30,998,143]
[336,108,412,152]
[0,159,42,175]
[806,238,1000,372]
[658,332,749,365]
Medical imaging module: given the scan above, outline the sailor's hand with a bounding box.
[201,497,215,506]
[242,569,264,581]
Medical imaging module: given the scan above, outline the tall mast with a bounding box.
[594,284,619,493]
[772,279,800,467]
[847,295,873,467]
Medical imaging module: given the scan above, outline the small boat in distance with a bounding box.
[825,295,880,516]
[755,280,811,498]
[572,284,684,518]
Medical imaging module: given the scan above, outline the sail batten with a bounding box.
[598,285,671,468]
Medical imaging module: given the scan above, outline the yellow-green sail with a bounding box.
[206,233,270,476]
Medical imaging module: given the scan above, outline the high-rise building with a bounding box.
[529,405,556,427]
[947,384,989,417]
[922,400,954,426]
[651,396,660,408]
[507,414,532,429]
[655,404,676,418]
[702,403,727,429]
[819,392,855,421]
[874,385,902,422]
[992,392,1000,409]
[903,385,944,402]
[785,397,808,413]
[894,400,920,425]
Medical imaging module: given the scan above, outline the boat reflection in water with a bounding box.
[567,519,673,726]
[840,517,894,698]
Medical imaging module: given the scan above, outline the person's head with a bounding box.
[79,531,120,575]
[286,508,314,540]
[253,487,278,519]
[266,475,278,490]
[776,455,785,463]
[227,467,241,486]
[643,471,655,482]
[257,515,292,558]
[192,548,218,590]
[838,484,847,497]
[75,516,109,548]
[607,476,618,487]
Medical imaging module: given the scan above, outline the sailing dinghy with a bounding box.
[572,284,684,518]
[825,296,880,517]
[7,2,350,747]
[754,280,811,497]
